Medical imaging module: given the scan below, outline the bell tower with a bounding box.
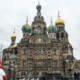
[55,11,68,42]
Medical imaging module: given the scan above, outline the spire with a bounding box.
[36,0,42,17]
[13,27,15,33]
[58,11,60,19]
[26,16,28,24]
[11,28,16,39]
[38,0,40,5]
[51,16,52,24]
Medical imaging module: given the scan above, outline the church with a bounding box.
[2,2,80,80]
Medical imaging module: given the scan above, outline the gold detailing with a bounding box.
[55,11,65,25]
[26,16,28,24]
[12,44,17,48]
[11,28,16,39]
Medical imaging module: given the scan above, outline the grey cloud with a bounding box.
[0,0,80,59]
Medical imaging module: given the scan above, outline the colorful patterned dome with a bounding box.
[48,17,57,32]
[48,24,54,32]
[22,17,31,32]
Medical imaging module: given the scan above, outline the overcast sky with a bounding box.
[0,0,80,60]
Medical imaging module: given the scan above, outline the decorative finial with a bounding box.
[51,16,52,24]
[38,0,40,5]
[13,27,15,33]
[58,11,60,19]
[26,16,28,24]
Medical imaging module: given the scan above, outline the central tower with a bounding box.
[31,2,47,36]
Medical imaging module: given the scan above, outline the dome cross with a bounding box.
[58,11,60,19]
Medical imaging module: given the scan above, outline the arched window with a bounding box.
[43,27,46,34]
[53,50,56,55]
[54,61,57,67]
[34,61,37,67]
[38,26,41,34]
[34,49,37,54]
[33,27,35,34]
[23,50,26,55]
[43,61,46,67]
[61,33,64,38]
[43,49,45,54]
[39,50,41,54]
[57,33,59,40]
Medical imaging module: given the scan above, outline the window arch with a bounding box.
[57,33,59,40]
[53,50,56,55]
[23,50,26,55]
[38,26,41,34]
[43,27,46,34]
[61,33,64,38]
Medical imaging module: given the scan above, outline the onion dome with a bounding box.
[22,17,31,32]
[11,28,16,39]
[48,17,57,32]
[36,1,42,9]
[55,11,65,25]
[48,24,54,32]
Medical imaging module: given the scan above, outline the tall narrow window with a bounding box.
[43,27,46,34]
[34,61,37,67]
[23,61,25,67]
[39,50,41,54]
[53,50,56,55]
[61,33,64,38]
[34,49,37,54]
[54,61,57,67]
[43,49,45,54]
[38,26,41,34]
[23,50,26,55]
[57,33,59,40]
[43,61,46,67]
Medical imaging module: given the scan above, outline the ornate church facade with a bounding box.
[2,2,80,79]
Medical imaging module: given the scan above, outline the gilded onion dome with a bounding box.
[11,28,16,39]
[22,17,31,32]
[55,11,65,25]
[48,17,57,32]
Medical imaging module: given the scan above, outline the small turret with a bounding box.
[48,17,57,41]
[22,16,31,39]
[11,28,16,48]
